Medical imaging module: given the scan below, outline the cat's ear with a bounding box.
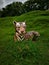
[22,20,26,25]
[22,21,26,27]
[13,21,16,25]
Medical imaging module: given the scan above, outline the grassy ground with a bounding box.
[0,10,49,65]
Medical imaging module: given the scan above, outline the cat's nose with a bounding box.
[21,31,24,33]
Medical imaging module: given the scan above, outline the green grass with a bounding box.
[0,10,49,65]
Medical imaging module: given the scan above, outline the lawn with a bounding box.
[0,10,49,65]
